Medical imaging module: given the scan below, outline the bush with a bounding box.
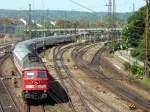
[106,42,123,54]
[137,66,144,76]
[131,64,139,75]
[123,62,131,71]
[131,48,140,57]
[123,62,144,76]
[131,47,144,62]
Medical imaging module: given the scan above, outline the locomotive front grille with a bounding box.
[24,91,47,100]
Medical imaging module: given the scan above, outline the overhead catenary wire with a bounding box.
[68,0,100,18]
[68,0,103,41]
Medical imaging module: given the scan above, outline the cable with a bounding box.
[68,0,98,16]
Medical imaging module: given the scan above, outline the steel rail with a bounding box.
[53,46,77,112]
[27,104,45,112]
[63,44,118,112]
[0,52,19,112]
[46,46,73,112]
[53,45,93,112]
[0,79,19,112]
[0,102,4,112]
[53,43,118,112]
[71,45,150,111]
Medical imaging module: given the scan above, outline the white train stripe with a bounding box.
[26,85,46,88]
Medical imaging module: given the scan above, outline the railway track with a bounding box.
[0,44,19,112]
[53,44,119,112]
[0,56,19,112]
[0,79,19,112]
[71,44,150,111]
[47,89,71,112]
[26,104,45,112]
[65,44,119,112]
[46,46,73,112]
[53,45,92,112]
[0,102,4,112]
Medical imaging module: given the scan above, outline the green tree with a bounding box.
[121,6,146,61]
[121,6,146,47]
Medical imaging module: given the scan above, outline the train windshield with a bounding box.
[26,72,34,79]
[38,72,46,78]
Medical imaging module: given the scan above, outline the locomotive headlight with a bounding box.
[26,85,34,88]
[38,85,46,88]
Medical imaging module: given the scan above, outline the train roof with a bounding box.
[13,35,75,61]
[17,35,73,47]
[22,65,46,71]
[13,44,31,61]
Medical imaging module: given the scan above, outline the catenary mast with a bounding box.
[145,0,150,77]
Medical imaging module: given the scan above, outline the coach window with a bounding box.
[26,72,34,79]
[38,72,46,78]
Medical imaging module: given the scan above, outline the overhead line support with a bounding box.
[145,0,150,77]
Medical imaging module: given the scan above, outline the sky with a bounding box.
[0,0,146,12]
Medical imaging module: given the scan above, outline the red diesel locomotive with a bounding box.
[13,42,49,101]
[21,67,48,100]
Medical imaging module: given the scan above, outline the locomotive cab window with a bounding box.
[26,72,34,79]
[28,54,40,62]
[38,72,46,78]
